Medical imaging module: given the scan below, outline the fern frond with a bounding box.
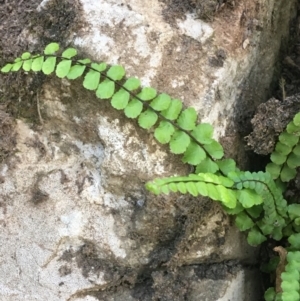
[247,226,267,246]
[4,42,300,300]
[146,173,236,208]
[266,112,300,182]
[0,42,229,172]
[276,251,300,301]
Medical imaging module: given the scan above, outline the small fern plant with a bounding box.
[2,42,300,301]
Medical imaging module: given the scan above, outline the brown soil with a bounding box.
[246,95,300,155]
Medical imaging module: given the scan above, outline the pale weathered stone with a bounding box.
[0,0,297,300]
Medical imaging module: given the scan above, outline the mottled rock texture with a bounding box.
[0,0,297,300]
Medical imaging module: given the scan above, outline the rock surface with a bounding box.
[0,0,297,300]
